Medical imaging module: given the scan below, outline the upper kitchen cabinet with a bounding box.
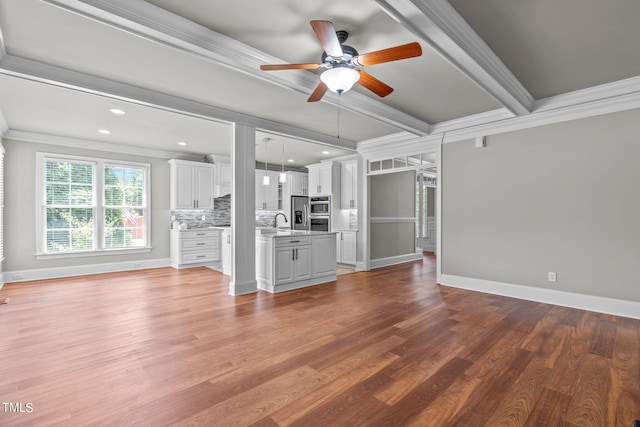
[287,171,308,196]
[255,170,280,210]
[214,162,231,197]
[169,159,215,210]
[340,160,357,209]
[306,161,340,198]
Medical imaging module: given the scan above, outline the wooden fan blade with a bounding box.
[353,42,422,67]
[310,20,343,60]
[307,82,328,102]
[260,63,322,71]
[358,71,393,97]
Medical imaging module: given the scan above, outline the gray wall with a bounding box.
[370,170,416,260]
[442,109,640,302]
[3,139,171,272]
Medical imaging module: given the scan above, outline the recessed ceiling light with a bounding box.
[98,129,110,135]
[287,159,294,163]
[177,141,187,146]
[322,151,330,155]
[110,108,125,115]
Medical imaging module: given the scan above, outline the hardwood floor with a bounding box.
[0,254,638,426]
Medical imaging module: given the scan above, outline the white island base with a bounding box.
[256,231,338,294]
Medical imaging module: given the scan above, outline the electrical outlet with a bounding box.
[548,272,557,282]
[201,215,206,221]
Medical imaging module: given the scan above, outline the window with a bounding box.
[37,153,150,256]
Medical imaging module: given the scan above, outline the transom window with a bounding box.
[36,153,150,256]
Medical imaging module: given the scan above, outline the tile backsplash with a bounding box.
[171,194,230,228]
[171,195,291,229]
[255,210,286,228]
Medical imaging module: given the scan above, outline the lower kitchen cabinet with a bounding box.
[336,230,357,265]
[221,228,232,275]
[256,232,337,293]
[170,229,220,269]
[274,241,312,285]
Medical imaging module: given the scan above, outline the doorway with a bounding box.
[416,173,437,253]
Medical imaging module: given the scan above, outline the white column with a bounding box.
[358,153,370,271]
[229,123,257,295]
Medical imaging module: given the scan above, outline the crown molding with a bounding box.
[374,0,534,116]
[430,108,514,135]
[0,54,357,151]
[357,76,640,152]
[4,129,204,161]
[42,0,431,136]
[534,75,640,113]
[441,77,640,143]
[357,131,416,153]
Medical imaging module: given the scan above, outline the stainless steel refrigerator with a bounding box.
[290,196,309,230]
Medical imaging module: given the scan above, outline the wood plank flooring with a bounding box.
[0,254,638,426]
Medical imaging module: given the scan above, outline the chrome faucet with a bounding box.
[273,212,288,228]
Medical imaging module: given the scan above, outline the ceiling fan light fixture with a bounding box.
[321,67,360,94]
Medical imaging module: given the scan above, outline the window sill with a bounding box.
[35,247,152,260]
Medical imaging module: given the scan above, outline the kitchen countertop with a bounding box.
[257,229,337,238]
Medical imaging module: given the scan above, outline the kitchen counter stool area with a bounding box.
[256,231,337,293]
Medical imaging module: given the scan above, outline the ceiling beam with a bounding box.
[0,55,357,151]
[374,0,534,116]
[42,0,432,136]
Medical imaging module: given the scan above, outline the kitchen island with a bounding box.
[256,230,337,293]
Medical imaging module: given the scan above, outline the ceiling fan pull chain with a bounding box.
[337,94,342,139]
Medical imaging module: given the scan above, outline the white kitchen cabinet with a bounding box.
[340,161,357,209]
[306,161,340,198]
[311,233,338,277]
[255,171,279,210]
[274,242,311,285]
[169,159,215,210]
[221,228,232,275]
[170,229,220,268]
[288,172,308,196]
[256,232,337,293]
[336,230,357,265]
[214,163,231,198]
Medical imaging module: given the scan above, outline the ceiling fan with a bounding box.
[260,20,422,102]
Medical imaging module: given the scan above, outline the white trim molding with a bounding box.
[370,217,416,223]
[374,0,534,116]
[440,274,640,320]
[355,75,640,154]
[3,258,172,284]
[0,55,357,151]
[370,253,422,269]
[42,0,431,136]
[6,130,203,161]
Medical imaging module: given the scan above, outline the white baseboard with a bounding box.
[2,258,172,284]
[229,279,258,296]
[440,274,640,320]
[370,253,423,270]
[355,261,366,272]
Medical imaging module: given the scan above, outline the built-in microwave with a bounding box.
[310,196,330,215]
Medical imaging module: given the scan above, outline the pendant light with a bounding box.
[279,141,286,183]
[262,138,270,185]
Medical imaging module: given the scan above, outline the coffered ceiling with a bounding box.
[0,0,639,166]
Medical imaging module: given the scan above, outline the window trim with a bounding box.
[35,152,151,257]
